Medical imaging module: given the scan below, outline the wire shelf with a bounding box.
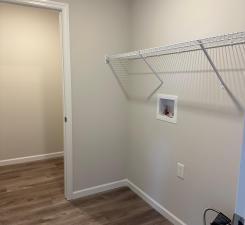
[105,32,245,112]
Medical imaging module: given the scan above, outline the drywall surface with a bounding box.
[0,3,63,160]
[128,0,245,224]
[56,0,130,191]
[236,121,245,217]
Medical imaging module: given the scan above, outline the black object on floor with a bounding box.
[232,214,244,225]
[211,213,231,225]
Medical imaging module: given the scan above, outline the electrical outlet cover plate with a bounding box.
[177,162,184,179]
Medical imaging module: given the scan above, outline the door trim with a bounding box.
[0,0,73,200]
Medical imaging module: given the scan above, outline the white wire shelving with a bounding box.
[105,32,245,112]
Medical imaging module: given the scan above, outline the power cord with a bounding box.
[203,208,232,225]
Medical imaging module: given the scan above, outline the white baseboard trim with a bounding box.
[0,151,64,166]
[72,179,128,200]
[126,179,187,225]
[72,178,186,225]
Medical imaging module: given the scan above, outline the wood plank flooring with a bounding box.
[0,158,172,225]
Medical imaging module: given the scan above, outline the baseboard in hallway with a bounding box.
[0,151,64,166]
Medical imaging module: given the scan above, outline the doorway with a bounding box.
[0,0,73,200]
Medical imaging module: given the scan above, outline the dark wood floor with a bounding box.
[0,158,172,225]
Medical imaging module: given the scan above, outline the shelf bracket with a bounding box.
[106,56,130,100]
[139,52,164,100]
[198,40,244,112]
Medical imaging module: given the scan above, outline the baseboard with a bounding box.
[72,179,128,200]
[0,151,64,166]
[126,179,187,225]
[72,178,186,225]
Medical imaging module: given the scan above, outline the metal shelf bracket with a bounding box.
[198,40,244,112]
[106,57,130,100]
[139,52,164,100]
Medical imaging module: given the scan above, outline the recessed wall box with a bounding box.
[156,94,178,123]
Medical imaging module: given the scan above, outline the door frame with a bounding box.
[0,0,73,200]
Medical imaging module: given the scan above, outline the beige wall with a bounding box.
[56,0,130,191]
[0,3,63,160]
[128,0,245,225]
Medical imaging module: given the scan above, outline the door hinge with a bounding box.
[64,117,68,123]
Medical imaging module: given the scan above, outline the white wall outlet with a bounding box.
[177,163,184,179]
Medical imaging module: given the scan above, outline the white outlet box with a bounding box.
[177,163,184,179]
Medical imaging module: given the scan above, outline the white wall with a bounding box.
[56,0,130,191]
[0,3,63,160]
[236,121,245,217]
[128,0,245,225]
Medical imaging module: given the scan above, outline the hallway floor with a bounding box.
[0,158,172,225]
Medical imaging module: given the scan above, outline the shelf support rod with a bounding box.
[139,52,164,100]
[198,40,244,113]
[106,56,130,100]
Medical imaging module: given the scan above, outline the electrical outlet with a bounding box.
[177,163,184,179]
